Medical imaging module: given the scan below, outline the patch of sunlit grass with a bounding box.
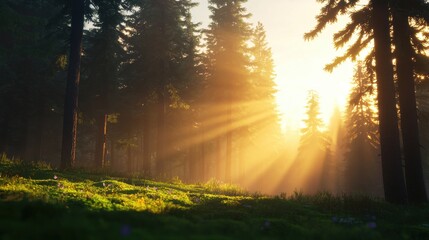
[1,158,429,239]
[201,178,247,196]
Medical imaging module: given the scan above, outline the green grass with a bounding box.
[0,158,429,239]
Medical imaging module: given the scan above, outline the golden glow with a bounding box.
[183,0,360,195]
[192,1,354,131]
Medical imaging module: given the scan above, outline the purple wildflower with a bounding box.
[120,225,131,236]
[367,222,377,229]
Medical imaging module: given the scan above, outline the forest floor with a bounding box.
[0,158,429,239]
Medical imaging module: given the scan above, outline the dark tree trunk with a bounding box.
[60,0,84,169]
[127,143,132,173]
[94,112,107,168]
[143,109,151,176]
[24,92,45,163]
[156,87,166,177]
[110,138,115,168]
[392,0,428,203]
[155,1,168,179]
[371,0,408,204]
[30,95,45,163]
[94,53,109,169]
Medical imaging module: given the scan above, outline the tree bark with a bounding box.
[371,0,408,204]
[225,102,232,183]
[60,0,84,169]
[127,142,132,173]
[155,1,168,179]
[94,112,107,168]
[156,86,166,177]
[143,109,151,176]
[392,0,427,203]
[24,92,45,163]
[200,124,206,182]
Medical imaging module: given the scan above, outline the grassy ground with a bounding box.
[0,159,429,239]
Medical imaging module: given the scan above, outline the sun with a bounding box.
[274,59,354,132]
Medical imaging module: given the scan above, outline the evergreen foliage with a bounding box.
[287,91,331,194]
[305,0,429,204]
[343,62,381,195]
[204,0,251,182]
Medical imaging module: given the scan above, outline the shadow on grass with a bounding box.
[1,160,429,239]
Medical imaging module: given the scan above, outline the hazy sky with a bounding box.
[191,0,354,131]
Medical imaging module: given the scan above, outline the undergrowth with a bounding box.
[0,158,428,239]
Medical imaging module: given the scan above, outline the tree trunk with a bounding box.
[156,87,166,177]
[127,143,132,173]
[200,124,206,182]
[155,1,168,179]
[24,92,45,163]
[392,0,428,203]
[371,0,408,204]
[110,138,115,168]
[31,96,45,163]
[60,0,84,169]
[94,112,107,168]
[143,109,151,176]
[225,101,232,183]
[216,137,222,180]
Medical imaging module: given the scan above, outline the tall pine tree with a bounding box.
[121,0,199,177]
[205,0,251,182]
[81,0,125,169]
[61,0,85,169]
[305,0,408,203]
[344,62,382,195]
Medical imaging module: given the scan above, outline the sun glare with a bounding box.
[274,60,354,132]
[179,0,363,195]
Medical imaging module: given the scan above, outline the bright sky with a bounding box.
[191,0,354,131]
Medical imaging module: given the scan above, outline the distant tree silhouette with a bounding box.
[344,62,382,195]
[121,0,199,177]
[0,0,68,162]
[80,0,125,169]
[327,106,346,193]
[236,22,283,185]
[205,0,251,182]
[292,91,331,194]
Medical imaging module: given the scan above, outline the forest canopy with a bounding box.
[0,0,429,204]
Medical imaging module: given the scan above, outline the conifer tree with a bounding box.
[205,0,251,182]
[305,0,407,203]
[0,0,68,162]
[293,91,331,193]
[391,0,428,203]
[81,0,125,169]
[122,0,199,177]
[344,62,382,195]
[61,0,85,169]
